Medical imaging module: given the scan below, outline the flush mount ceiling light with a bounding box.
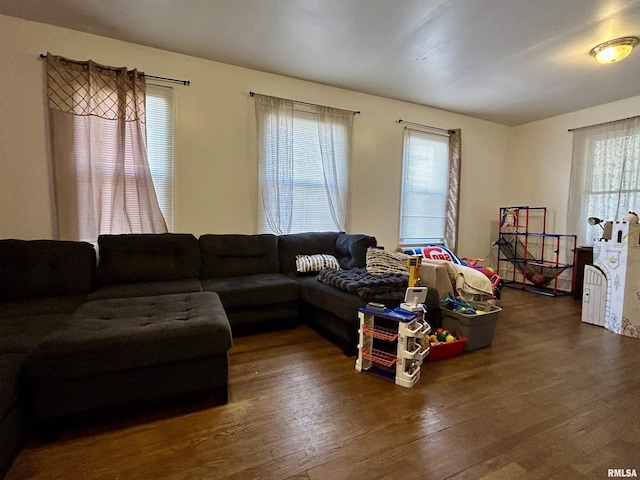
[589,36,639,64]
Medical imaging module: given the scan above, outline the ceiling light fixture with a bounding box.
[589,36,639,64]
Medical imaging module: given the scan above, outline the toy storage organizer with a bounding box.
[497,206,577,296]
[355,307,430,388]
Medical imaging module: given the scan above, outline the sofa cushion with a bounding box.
[201,273,298,309]
[199,234,279,279]
[278,232,341,275]
[0,354,25,426]
[0,314,70,355]
[0,313,71,419]
[0,295,87,319]
[294,275,365,323]
[97,233,200,286]
[0,239,96,301]
[0,396,23,480]
[335,233,377,270]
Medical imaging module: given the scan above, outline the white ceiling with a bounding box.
[2,0,640,125]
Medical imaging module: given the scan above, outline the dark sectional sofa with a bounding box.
[0,230,377,477]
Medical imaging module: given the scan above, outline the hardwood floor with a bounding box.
[7,289,640,480]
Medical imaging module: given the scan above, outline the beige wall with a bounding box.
[0,14,511,257]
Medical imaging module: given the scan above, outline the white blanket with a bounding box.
[421,259,494,300]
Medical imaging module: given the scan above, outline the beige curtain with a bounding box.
[445,129,461,253]
[45,53,167,241]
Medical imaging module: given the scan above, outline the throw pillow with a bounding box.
[296,254,341,273]
[366,248,409,275]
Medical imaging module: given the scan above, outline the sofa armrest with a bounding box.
[335,233,377,269]
[418,260,455,300]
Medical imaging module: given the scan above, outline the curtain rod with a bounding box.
[39,54,190,86]
[397,119,454,135]
[567,114,640,132]
[249,91,360,115]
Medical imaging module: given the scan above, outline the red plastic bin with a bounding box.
[427,336,467,361]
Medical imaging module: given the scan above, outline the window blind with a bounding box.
[399,128,450,245]
[146,84,175,232]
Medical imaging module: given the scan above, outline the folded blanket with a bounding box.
[316,267,408,301]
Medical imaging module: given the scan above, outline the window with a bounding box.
[254,94,352,235]
[146,84,175,232]
[45,54,171,241]
[399,128,450,245]
[281,110,347,232]
[568,117,640,245]
[70,84,174,238]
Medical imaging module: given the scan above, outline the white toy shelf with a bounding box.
[355,306,430,388]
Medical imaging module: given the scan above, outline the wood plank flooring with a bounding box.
[6,289,640,480]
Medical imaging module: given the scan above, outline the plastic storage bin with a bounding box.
[441,301,501,351]
[427,336,466,361]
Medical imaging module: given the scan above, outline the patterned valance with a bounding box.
[45,53,146,122]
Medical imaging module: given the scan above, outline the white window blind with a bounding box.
[399,128,450,245]
[258,109,348,233]
[146,84,175,232]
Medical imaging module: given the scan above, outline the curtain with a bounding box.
[445,129,461,253]
[45,53,167,241]
[568,116,640,245]
[254,93,352,235]
[316,105,353,232]
[254,94,294,235]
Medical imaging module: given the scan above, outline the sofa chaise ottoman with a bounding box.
[23,291,232,433]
